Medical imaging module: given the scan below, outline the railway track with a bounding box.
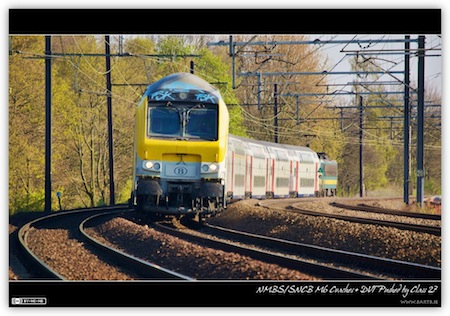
[199,223,441,280]
[330,202,441,220]
[13,200,441,281]
[259,200,441,236]
[154,220,379,280]
[15,206,191,280]
[15,206,127,280]
[80,211,193,280]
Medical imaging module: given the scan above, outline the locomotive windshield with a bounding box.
[324,163,338,176]
[148,103,218,141]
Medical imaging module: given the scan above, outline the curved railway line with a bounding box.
[15,206,122,280]
[198,223,441,280]
[330,202,441,220]
[15,206,191,280]
[258,199,441,236]
[80,211,193,280]
[15,206,325,280]
[152,220,377,280]
[12,198,441,281]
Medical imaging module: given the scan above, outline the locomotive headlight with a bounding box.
[201,163,218,173]
[209,163,218,172]
[142,160,160,172]
[143,161,154,170]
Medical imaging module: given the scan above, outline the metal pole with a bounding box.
[274,83,278,143]
[118,35,123,55]
[416,35,425,207]
[45,35,52,213]
[359,95,364,198]
[257,72,261,110]
[105,35,115,205]
[403,35,411,205]
[229,35,235,89]
[389,118,393,139]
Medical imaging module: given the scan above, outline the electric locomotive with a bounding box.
[317,152,338,196]
[131,73,229,220]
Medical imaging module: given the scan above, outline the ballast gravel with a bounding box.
[10,197,441,281]
[86,217,316,280]
[25,228,137,280]
[16,216,316,281]
[207,198,441,267]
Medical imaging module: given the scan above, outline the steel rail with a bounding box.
[259,201,441,236]
[16,205,127,280]
[292,205,440,236]
[153,222,377,280]
[79,211,193,280]
[204,223,441,280]
[17,220,64,280]
[330,202,441,220]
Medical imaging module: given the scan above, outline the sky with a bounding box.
[206,33,442,106]
[303,34,442,107]
[314,34,442,94]
[2,1,448,315]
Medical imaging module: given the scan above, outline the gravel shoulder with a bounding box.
[286,199,440,227]
[25,227,138,280]
[9,197,441,281]
[86,217,317,280]
[207,198,441,267]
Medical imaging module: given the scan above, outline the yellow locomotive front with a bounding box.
[131,73,229,220]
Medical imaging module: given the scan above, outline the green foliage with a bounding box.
[8,35,247,214]
[228,106,247,136]
[425,180,441,196]
[193,47,246,136]
[117,179,134,204]
[9,36,46,214]
[125,36,155,54]
[10,190,45,215]
[156,36,193,56]
[8,35,441,213]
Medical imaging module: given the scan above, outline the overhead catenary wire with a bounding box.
[14,35,439,152]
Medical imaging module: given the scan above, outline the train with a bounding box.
[130,72,338,220]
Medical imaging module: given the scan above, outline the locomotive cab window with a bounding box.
[148,107,180,136]
[186,107,218,140]
[148,103,218,141]
[324,163,338,177]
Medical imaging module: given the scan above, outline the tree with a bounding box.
[154,36,246,136]
[338,55,399,196]
[50,36,111,207]
[9,36,46,213]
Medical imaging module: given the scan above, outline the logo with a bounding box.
[11,297,47,306]
[174,166,188,176]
